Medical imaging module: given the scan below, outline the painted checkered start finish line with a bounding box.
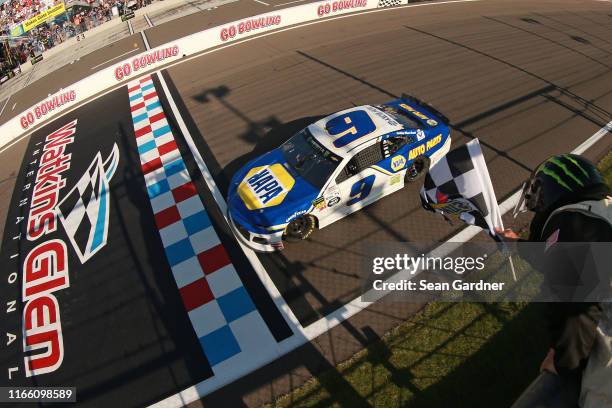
[127,75,278,369]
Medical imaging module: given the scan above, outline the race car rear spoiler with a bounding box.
[401,93,450,125]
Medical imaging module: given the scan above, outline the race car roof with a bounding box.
[308,105,403,157]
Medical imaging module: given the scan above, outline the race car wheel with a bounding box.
[284,215,316,241]
[405,155,430,183]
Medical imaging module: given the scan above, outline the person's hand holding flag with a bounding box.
[419,138,517,279]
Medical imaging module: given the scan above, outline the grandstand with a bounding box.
[0,0,230,114]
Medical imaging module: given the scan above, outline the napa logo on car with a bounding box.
[238,164,295,210]
[391,155,406,172]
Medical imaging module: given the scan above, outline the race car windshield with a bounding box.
[377,105,423,129]
[282,129,341,189]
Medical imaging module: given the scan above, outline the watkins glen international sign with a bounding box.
[0,88,214,406]
[3,118,119,379]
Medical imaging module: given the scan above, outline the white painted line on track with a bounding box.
[10,102,16,111]
[90,48,141,70]
[145,13,154,27]
[127,19,134,35]
[0,97,10,118]
[274,0,306,6]
[253,0,270,5]
[573,121,612,154]
[141,30,151,50]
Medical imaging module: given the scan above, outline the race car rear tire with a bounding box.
[405,155,430,183]
[284,215,316,241]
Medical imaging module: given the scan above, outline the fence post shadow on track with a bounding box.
[401,302,550,408]
[481,16,612,70]
[273,302,550,408]
[201,301,550,407]
[192,85,329,193]
[401,24,612,125]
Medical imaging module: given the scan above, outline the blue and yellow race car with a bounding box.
[227,94,452,252]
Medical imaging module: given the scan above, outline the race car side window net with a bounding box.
[336,142,385,184]
[336,166,351,184]
[382,136,408,157]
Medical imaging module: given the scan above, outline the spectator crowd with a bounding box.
[1,0,151,82]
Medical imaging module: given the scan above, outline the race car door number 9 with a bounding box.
[347,175,376,205]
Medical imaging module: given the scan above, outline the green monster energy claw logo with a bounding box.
[538,155,588,191]
[541,167,573,191]
[564,154,589,177]
[549,157,583,187]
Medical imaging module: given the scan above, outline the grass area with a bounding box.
[599,150,612,188]
[268,152,612,408]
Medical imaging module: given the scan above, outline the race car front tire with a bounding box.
[405,155,430,183]
[284,215,316,241]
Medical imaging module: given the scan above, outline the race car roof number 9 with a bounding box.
[326,111,376,148]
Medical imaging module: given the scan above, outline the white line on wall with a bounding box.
[274,0,306,6]
[0,97,10,117]
[145,13,155,27]
[90,48,141,70]
[141,30,151,50]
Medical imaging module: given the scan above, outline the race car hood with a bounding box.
[227,148,320,230]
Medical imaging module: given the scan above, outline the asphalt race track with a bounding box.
[164,0,612,346]
[1,0,612,406]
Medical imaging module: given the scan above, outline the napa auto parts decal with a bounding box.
[2,118,119,381]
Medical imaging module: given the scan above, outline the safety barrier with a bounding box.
[0,0,410,150]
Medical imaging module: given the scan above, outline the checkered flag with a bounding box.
[419,139,503,238]
[420,139,517,280]
[377,0,402,7]
[56,144,120,264]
